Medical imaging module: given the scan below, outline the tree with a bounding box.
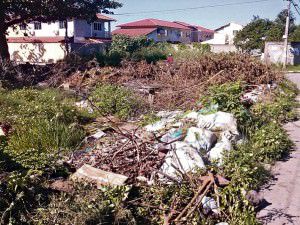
[234,10,296,53]
[0,0,122,60]
[290,25,300,41]
[234,17,273,52]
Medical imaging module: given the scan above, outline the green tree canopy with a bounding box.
[234,10,296,52]
[234,17,273,52]
[0,0,122,60]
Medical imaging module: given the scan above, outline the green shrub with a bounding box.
[90,84,144,119]
[252,80,299,123]
[192,43,211,53]
[177,43,190,51]
[0,89,79,125]
[201,82,253,132]
[5,119,85,170]
[110,35,152,55]
[251,122,293,162]
[131,46,167,64]
[33,184,134,225]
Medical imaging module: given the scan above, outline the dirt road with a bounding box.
[257,73,300,225]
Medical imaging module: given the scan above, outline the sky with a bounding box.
[110,0,300,30]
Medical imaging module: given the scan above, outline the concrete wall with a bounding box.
[9,42,67,64]
[8,42,107,64]
[264,42,300,65]
[209,44,237,53]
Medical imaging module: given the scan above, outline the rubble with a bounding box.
[71,164,128,188]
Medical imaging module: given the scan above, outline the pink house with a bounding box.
[113,18,192,43]
[173,21,214,42]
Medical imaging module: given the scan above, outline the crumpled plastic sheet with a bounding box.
[184,127,217,152]
[159,141,206,181]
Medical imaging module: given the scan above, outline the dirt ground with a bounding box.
[257,73,300,225]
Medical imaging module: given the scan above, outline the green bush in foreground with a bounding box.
[0,88,87,170]
[5,119,85,170]
[0,89,79,125]
[90,84,144,119]
[251,122,293,162]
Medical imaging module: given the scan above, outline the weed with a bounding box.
[90,84,144,120]
[251,122,293,162]
[201,82,253,133]
[5,119,85,170]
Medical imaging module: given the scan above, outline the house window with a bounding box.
[59,21,66,29]
[20,24,27,30]
[233,30,238,36]
[34,22,42,30]
[93,22,102,31]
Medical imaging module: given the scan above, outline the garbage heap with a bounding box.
[72,108,241,184]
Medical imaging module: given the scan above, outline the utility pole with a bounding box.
[283,0,291,69]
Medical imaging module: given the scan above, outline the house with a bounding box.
[6,14,116,64]
[173,21,214,42]
[112,18,192,43]
[203,22,243,45]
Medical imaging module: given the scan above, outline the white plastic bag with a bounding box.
[208,132,232,164]
[197,112,239,135]
[159,142,206,181]
[184,127,217,151]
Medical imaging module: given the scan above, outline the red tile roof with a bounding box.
[197,25,214,33]
[117,18,190,30]
[112,28,157,37]
[174,21,197,29]
[96,13,116,22]
[174,21,214,34]
[7,37,66,43]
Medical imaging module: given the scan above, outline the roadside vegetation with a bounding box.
[0,38,298,224]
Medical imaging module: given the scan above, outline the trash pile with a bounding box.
[71,107,241,185]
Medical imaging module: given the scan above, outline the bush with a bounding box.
[131,46,167,64]
[192,43,211,53]
[110,35,152,55]
[251,122,293,162]
[5,119,85,170]
[0,89,79,125]
[201,82,253,132]
[33,185,134,225]
[90,84,144,119]
[252,80,299,123]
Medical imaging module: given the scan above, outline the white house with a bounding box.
[203,22,243,45]
[7,14,116,64]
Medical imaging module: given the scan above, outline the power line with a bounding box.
[114,0,273,16]
[291,0,300,16]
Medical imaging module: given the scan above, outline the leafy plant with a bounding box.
[201,82,253,132]
[5,118,84,170]
[251,122,293,162]
[33,184,134,225]
[131,46,167,64]
[90,84,144,119]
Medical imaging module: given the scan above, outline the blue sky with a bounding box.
[110,0,299,30]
